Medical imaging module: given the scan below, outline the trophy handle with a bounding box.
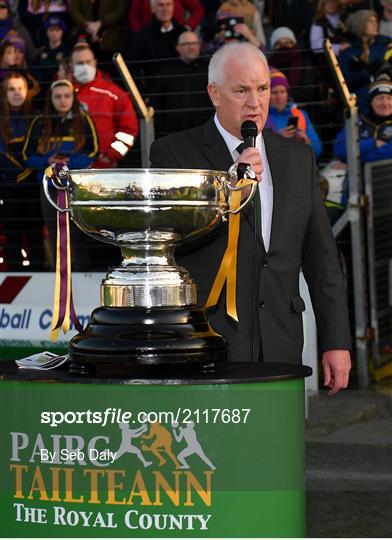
[224,180,258,215]
[43,171,71,213]
[223,162,258,215]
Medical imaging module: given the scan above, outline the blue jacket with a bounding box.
[266,104,323,158]
[334,114,392,164]
[22,109,98,180]
[0,111,33,183]
[339,35,390,109]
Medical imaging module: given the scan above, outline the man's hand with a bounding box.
[322,349,351,395]
[86,20,102,41]
[234,147,262,200]
[236,147,263,181]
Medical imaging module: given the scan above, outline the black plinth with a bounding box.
[68,306,228,377]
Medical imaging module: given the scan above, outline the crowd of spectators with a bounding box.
[0,0,390,271]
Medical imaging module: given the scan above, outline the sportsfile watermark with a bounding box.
[41,407,252,427]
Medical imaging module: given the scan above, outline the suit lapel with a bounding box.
[264,129,288,251]
[199,118,233,171]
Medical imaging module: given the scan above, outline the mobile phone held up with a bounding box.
[287,116,298,128]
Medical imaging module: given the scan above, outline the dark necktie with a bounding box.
[235,143,263,246]
[236,142,244,155]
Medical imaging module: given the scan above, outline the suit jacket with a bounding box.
[149,117,352,363]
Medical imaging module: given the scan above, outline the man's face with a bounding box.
[208,53,270,138]
[176,32,201,62]
[71,47,97,69]
[371,93,392,116]
[153,0,174,23]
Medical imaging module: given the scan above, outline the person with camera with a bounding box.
[217,0,266,45]
[205,12,265,54]
[22,78,98,270]
[266,68,323,158]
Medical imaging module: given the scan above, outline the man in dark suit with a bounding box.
[150,42,351,394]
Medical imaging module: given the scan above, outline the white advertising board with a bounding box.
[0,272,102,348]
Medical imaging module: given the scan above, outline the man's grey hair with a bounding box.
[150,0,172,10]
[208,42,269,86]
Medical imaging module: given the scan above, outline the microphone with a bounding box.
[241,120,258,149]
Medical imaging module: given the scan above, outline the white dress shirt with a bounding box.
[214,114,273,251]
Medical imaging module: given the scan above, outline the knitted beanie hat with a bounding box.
[345,10,378,37]
[368,78,392,99]
[44,16,66,33]
[6,30,25,53]
[270,67,290,90]
[270,26,297,49]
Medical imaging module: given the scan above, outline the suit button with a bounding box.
[259,300,266,308]
[262,261,269,268]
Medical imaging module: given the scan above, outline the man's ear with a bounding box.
[207,83,219,106]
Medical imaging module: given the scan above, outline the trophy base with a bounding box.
[68,306,228,377]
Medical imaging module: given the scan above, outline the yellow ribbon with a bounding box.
[205,178,255,322]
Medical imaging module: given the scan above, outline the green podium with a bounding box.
[0,362,311,538]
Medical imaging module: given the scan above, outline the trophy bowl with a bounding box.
[44,168,256,377]
[68,168,229,244]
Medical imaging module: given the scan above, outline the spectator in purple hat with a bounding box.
[266,68,323,158]
[25,0,68,47]
[0,33,40,97]
[6,30,26,67]
[0,34,16,73]
[35,16,70,89]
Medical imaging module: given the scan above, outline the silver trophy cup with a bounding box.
[44,168,256,376]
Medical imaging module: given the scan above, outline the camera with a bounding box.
[218,16,244,40]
